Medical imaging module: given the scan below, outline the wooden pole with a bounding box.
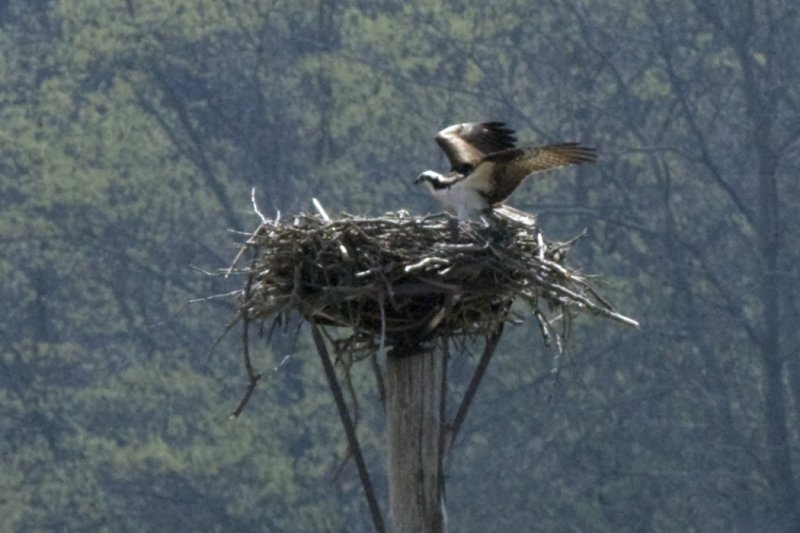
[386,348,445,533]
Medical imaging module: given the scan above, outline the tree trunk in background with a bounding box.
[386,350,445,533]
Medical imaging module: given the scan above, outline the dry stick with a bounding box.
[230,378,260,418]
[205,309,243,365]
[548,308,569,397]
[230,352,291,419]
[251,186,267,224]
[225,224,266,278]
[447,321,506,452]
[230,314,262,418]
[312,197,331,223]
[231,259,264,418]
[310,324,386,533]
[549,282,640,328]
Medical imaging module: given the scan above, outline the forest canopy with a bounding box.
[1,0,799,531]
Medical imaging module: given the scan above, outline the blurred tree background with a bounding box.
[1,0,799,531]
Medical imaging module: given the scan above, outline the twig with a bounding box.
[404,256,449,273]
[550,282,640,328]
[534,309,552,346]
[206,310,243,364]
[230,374,260,418]
[312,197,331,223]
[251,187,268,224]
[549,309,568,393]
[190,265,220,277]
[188,289,242,304]
[230,354,291,419]
[225,226,265,278]
[231,263,262,417]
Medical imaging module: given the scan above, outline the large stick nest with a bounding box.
[228,206,637,357]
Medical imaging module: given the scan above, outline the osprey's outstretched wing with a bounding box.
[462,143,597,205]
[435,122,517,173]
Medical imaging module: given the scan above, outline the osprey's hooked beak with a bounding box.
[415,170,437,185]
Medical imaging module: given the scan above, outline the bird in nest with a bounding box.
[415,122,597,221]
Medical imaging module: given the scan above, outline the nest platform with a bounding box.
[228,206,637,357]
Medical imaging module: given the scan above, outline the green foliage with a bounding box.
[2,0,800,531]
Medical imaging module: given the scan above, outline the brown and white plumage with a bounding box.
[435,122,517,173]
[416,122,597,220]
[460,142,597,205]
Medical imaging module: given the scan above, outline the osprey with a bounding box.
[415,122,597,220]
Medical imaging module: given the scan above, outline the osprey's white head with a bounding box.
[414,170,447,192]
[414,169,487,220]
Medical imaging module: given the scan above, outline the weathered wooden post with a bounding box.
[386,348,444,533]
[225,203,637,533]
